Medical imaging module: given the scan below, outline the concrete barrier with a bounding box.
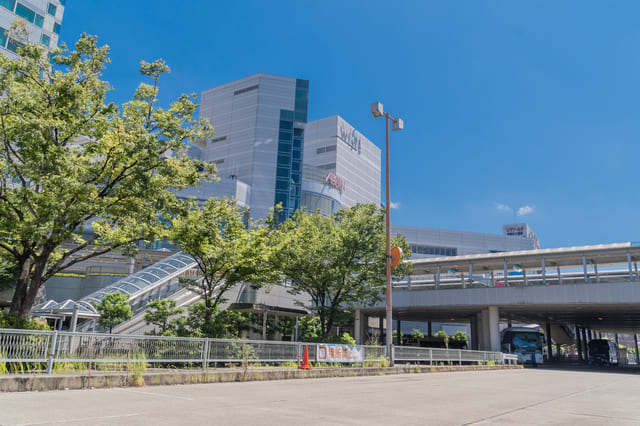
[0,364,521,392]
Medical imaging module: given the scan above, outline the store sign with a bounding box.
[504,225,525,235]
[338,123,362,154]
[317,344,364,363]
[326,172,346,192]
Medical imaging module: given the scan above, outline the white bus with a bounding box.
[501,326,544,364]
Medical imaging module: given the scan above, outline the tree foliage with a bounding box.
[274,204,411,339]
[169,198,278,331]
[94,292,132,333]
[144,299,184,336]
[0,32,213,316]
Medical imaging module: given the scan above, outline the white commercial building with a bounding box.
[0,0,64,59]
[302,116,380,215]
[393,224,538,260]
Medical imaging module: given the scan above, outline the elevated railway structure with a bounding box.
[355,242,640,355]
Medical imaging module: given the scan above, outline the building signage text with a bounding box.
[317,344,364,363]
[326,172,346,192]
[338,123,362,154]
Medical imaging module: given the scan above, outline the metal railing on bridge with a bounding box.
[0,328,513,373]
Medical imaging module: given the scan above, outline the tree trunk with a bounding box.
[9,258,34,317]
[10,256,48,318]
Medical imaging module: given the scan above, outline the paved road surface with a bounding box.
[1,369,639,425]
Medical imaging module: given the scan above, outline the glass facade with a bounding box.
[47,2,55,15]
[274,79,308,221]
[410,244,458,257]
[0,0,14,11]
[40,33,49,46]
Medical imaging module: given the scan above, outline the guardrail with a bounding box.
[0,328,512,374]
[395,268,639,291]
[393,346,510,365]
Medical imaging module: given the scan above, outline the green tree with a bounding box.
[94,292,133,333]
[434,330,450,349]
[452,331,468,348]
[169,198,278,336]
[0,33,214,317]
[411,328,425,339]
[144,299,184,336]
[274,204,411,339]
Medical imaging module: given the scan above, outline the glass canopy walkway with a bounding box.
[31,252,198,327]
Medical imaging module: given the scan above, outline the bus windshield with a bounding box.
[503,331,542,350]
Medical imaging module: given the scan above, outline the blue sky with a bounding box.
[61,1,640,248]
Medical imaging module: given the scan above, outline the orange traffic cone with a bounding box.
[298,345,312,370]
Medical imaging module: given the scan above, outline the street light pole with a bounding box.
[371,102,403,366]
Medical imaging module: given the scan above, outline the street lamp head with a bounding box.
[370,102,384,118]
[392,118,403,131]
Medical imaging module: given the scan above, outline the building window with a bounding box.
[233,84,258,96]
[53,22,60,34]
[210,136,226,143]
[316,145,336,154]
[15,3,43,27]
[6,38,24,53]
[47,2,56,15]
[213,159,224,165]
[410,245,457,257]
[58,0,65,5]
[40,33,50,47]
[0,0,15,11]
[0,26,7,47]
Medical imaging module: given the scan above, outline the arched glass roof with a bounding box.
[80,252,196,306]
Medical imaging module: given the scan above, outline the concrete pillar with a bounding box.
[262,311,268,340]
[628,253,634,281]
[396,319,401,346]
[436,265,441,290]
[481,309,490,351]
[488,306,500,352]
[70,305,79,333]
[634,334,640,365]
[557,266,562,285]
[461,272,465,289]
[545,322,553,360]
[542,258,547,285]
[576,326,583,360]
[523,268,528,286]
[581,328,588,359]
[504,260,508,287]
[470,316,479,350]
[427,321,432,337]
[594,262,600,283]
[490,270,495,287]
[469,264,473,287]
[583,255,588,283]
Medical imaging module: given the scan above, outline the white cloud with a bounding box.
[496,203,511,212]
[390,201,401,210]
[517,205,535,216]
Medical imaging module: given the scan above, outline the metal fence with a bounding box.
[0,328,511,374]
[394,346,508,365]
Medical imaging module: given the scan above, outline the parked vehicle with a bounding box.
[501,326,544,364]
[588,339,619,366]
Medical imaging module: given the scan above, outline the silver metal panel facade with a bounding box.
[392,224,536,259]
[304,116,381,208]
[199,74,300,220]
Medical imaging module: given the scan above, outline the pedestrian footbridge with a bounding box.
[355,242,640,352]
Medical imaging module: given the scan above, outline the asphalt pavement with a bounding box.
[1,368,639,425]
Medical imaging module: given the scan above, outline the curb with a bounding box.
[0,364,521,392]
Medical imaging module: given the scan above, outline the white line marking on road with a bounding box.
[111,387,194,400]
[8,412,142,426]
